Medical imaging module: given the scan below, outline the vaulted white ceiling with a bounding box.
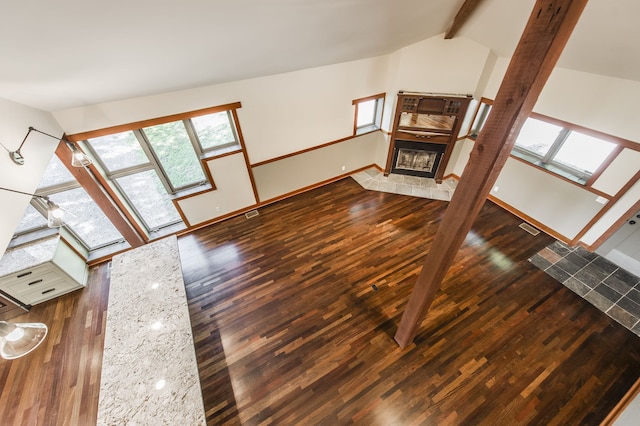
[1,0,638,112]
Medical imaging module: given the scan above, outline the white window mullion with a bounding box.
[542,128,571,163]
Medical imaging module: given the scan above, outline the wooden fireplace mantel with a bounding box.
[384,91,472,183]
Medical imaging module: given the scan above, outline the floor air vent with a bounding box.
[519,222,540,236]
[245,210,259,219]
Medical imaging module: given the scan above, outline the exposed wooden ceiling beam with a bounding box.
[444,0,486,39]
[395,0,589,348]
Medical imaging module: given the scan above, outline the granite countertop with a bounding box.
[0,235,60,277]
[97,235,206,425]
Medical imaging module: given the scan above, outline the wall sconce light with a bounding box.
[8,126,92,167]
[0,321,48,360]
[0,186,66,227]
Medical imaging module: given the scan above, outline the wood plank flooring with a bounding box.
[1,177,640,425]
[0,263,109,426]
[178,177,640,425]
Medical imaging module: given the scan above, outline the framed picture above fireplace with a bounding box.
[384,92,472,183]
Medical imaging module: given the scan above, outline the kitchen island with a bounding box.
[97,235,205,425]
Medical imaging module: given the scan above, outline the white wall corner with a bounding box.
[0,97,61,256]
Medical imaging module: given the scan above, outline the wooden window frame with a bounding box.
[465,97,637,191]
[63,102,246,243]
[352,93,385,135]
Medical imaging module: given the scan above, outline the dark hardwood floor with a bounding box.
[0,263,109,426]
[178,177,640,425]
[1,176,640,425]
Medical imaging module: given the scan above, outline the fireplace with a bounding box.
[384,92,472,183]
[390,141,446,179]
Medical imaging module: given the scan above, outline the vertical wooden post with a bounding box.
[394,0,589,348]
[55,141,146,248]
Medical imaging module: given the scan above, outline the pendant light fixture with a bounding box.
[7,126,92,167]
[0,321,48,359]
[0,186,66,228]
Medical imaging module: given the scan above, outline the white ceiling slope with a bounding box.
[0,0,639,112]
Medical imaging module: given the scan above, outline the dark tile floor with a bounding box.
[530,241,640,336]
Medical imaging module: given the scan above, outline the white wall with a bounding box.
[592,149,640,196]
[582,180,640,246]
[53,56,390,164]
[489,159,606,240]
[465,58,640,243]
[445,138,475,177]
[252,132,383,202]
[382,34,493,132]
[386,34,492,100]
[0,98,62,254]
[177,154,256,226]
[51,56,391,229]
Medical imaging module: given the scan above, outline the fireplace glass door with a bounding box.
[390,141,446,178]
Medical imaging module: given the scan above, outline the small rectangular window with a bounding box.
[190,111,239,153]
[469,101,492,138]
[14,204,49,235]
[353,93,385,135]
[47,188,126,248]
[357,99,377,128]
[115,170,183,231]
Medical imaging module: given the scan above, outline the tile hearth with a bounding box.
[351,168,458,201]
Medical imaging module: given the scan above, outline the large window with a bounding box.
[13,103,243,256]
[512,117,617,184]
[143,122,207,190]
[468,99,619,186]
[14,155,125,252]
[85,130,184,232]
[82,106,241,234]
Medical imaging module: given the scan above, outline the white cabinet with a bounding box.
[0,235,88,306]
